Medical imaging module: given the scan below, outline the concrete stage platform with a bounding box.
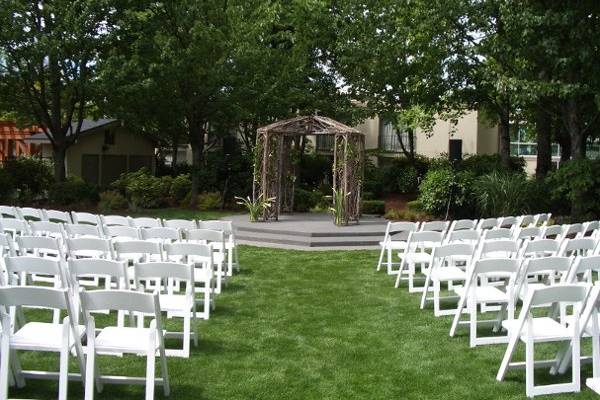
[226,213,387,250]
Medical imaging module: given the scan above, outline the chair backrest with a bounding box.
[477,218,499,230]
[67,237,114,259]
[559,238,596,257]
[101,214,131,227]
[0,286,70,310]
[114,240,162,261]
[449,219,477,232]
[564,223,585,239]
[519,238,560,258]
[499,216,519,229]
[140,227,180,242]
[188,228,225,244]
[482,228,512,241]
[163,219,197,230]
[444,229,480,244]
[0,206,18,218]
[432,243,474,261]
[30,221,65,238]
[64,223,103,238]
[522,256,572,275]
[165,242,213,264]
[565,255,600,283]
[583,221,599,237]
[477,239,520,259]
[520,215,535,227]
[534,213,551,227]
[130,217,162,228]
[198,220,234,235]
[16,235,64,258]
[5,255,67,286]
[81,289,160,316]
[420,220,449,233]
[71,212,100,225]
[134,261,194,291]
[515,226,542,241]
[0,218,29,236]
[43,209,72,223]
[527,284,588,308]
[385,221,420,241]
[18,207,43,221]
[69,258,129,290]
[472,257,521,277]
[103,225,140,241]
[542,224,564,239]
[406,231,443,251]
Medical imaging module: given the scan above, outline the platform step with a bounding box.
[236,230,381,248]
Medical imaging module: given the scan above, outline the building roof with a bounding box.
[26,118,119,142]
[257,115,361,136]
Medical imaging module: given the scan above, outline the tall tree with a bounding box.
[0,0,113,181]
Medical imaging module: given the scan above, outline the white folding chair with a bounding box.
[130,217,162,229]
[67,237,114,260]
[17,207,43,221]
[559,238,596,258]
[165,242,213,320]
[564,255,600,285]
[476,239,520,260]
[519,238,560,259]
[450,258,521,347]
[564,223,585,240]
[541,224,565,240]
[420,243,475,316]
[0,286,86,400]
[520,215,535,228]
[16,235,65,260]
[100,215,131,227]
[115,240,163,265]
[134,261,198,357]
[447,219,477,233]
[81,289,170,400]
[30,220,65,240]
[141,227,181,244]
[376,221,420,274]
[103,225,140,242]
[64,223,104,239]
[71,212,100,226]
[499,216,520,232]
[482,228,513,241]
[0,233,16,259]
[420,220,449,234]
[188,229,227,294]
[477,218,499,231]
[198,220,239,274]
[0,206,18,219]
[163,219,197,241]
[43,209,73,224]
[496,284,588,397]
[582,221,599,237]
[444,229,480,245]
[516,257,573,303]
[394,231,443,292]
[533,213,551,227]
[514,226,542,241]
[0,219,30,238]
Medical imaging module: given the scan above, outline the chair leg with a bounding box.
[0,332,11,400]
[85,347,95,400]
[497,332,520,381]
[525,337,535,397]
[376,246,385,271]
[433,280,441,316]
[58,341,70,400]
[8,348,24,388]
[158,336,170,396]
[183,314,190,358]
[386,247,392,275]
[572,334,581,393]
[450,292,467,337]
[420,273,432,309]
[469,299,477,347]
[192,308,199,347]
[145,338,156,400]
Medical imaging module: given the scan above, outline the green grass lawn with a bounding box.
[10,246,598,399]
[130,208,237,221]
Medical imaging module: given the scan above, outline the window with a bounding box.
[104,129,115,145]
[316,135,334,152]
[379,121,413,153]
[510,123,560,158]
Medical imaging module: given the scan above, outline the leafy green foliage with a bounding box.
[546,159,600,219]
[361,200,385,215]
[98,190,128,212]
[197,192,223,211]
[48,177,99,206]
[111,168,170,210]
[3,157,53,204]
[169,174,192,204]
[472,172,530,217]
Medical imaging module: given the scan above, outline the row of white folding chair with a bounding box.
[0,285,170,400]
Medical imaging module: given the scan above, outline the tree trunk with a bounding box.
[52,145,67,182]
[564,97,586,220]
[189,122,205,199]
[498,109,511,169]
[535,100,552,179]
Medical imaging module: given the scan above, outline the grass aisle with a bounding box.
[12,246,597,399]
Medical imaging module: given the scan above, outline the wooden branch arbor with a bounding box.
[253,115,365,225]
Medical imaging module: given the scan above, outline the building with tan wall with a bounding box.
[26,119,155,186]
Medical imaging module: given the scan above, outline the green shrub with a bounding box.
[197,192,222,211]
[3,157,53,203]
[378,156,430,193]
[406,200,423,212]
[384,208,430,222]
[458,154,525,176]
[362,200,385,215]
[112,168,171,210]
[472,172,530,217]
[418,168,455,217]
[293,188,321,212]
[48,177,99,206]
[546,159,600,219]
[0,168,16,203]
[98,190,128,211]
[170,174,192,203]
[396,166,419,194]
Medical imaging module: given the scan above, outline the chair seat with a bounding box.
[403,252,431,264]
[454,285,509,303]
[502,317,572,341]
[519,283,547,300]
[379,241,408,250]
[432,266,466,282]
[95,327,158,353]
[12,322,85,351]
[159,294,193,313]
